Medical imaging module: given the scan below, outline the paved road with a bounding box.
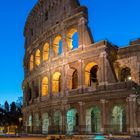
[0,137,46,140]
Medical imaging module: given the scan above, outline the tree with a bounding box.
[0,97,23,128]
[16,97,23,118]
[0,107,5,126]
[4,101,9,113]
[16,97,23,109]
[10,102,16,114]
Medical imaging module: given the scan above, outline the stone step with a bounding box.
[45,134,131,140]
[46,135,94,140]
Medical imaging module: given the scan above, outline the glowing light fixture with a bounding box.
[128,76,132,81]
[93,133,107,140]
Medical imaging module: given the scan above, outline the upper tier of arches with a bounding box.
[29,28,78,72]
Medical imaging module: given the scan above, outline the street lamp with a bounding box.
[18,117,23,133]
[127,76,132,81]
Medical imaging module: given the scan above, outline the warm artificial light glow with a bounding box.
[42,77,49,96]
[53,35,62,55]
[85,62,97,86]
[35,49,41,65]
[67,28,78,50]
[52,72,61,93]
[29,55,34,71]
[43,43,49,61]
[128,76,132,81]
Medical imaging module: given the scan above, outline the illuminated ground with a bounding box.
[0,137,46,140]
[0,137,133,140]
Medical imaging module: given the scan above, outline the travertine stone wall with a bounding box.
[22,0,140,135]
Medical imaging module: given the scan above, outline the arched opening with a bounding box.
[120,67,131,82]
[45,11,48,21]
[53,35,62,55]
[67,108,79,134]
[42,113,49,134]
[67,28,78,50]
[42,77,49,96]
[90,65,98,86]
[35,49,41,66]
[86,106,101,133]
[72,70,78,89]
[29,115,32,127]
[34,113,40,132]
[85,62,98,88]
[52,72,61,94]
[28,115,32,133]
[53,111,62,133]
[43,43,49,61]
[25,83,32,102]
[29,55,34,71]
[111,106,126,133]
[32,81,39,99]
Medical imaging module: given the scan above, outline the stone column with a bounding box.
[30,82,34,101]
[40,46,43,63]
[127,94,138,134]
[61,103,70,134]
[48,111,53,134]
[30,113,33,134]
[38,112,42,134]
[33,51,36,70]
[22,112,27,133]
[133,96,138,133]
[61,109,67,134]
[78,17,92,49]
[61,65,66,97]
[61,28,68,54]
[100,99,108,133]
[98,52,108,86]
[78,59,83,90]
[49,37,53,98]
[32,112,35,133]
[126,98,130,133]
[61,29,67,97]
[48,71,51,98]
[25,114,28,133]
[49,35,53,62]
[38,77,41,99]
[22,88,26,106]
[82,60,87,89]
[78,102,85,134]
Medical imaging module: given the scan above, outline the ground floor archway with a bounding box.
[34,113,40,133]
[111,106,126,133]
[86,106,101,133]
[53,111,62,133]
[42,113,49,134]
[67,108,79,134]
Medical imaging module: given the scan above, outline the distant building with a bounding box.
[22,0,140,135]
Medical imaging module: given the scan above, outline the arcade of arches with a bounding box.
[23,0,140,136]
[26,104,129,134]
[28,28,78,73]
[26,61,101,99]
[24,62,139,134]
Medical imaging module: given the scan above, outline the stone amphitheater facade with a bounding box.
[22,0,140,135]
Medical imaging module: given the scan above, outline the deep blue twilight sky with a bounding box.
[0,0,140,104]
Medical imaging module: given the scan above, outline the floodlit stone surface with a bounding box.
[22,0,140,135]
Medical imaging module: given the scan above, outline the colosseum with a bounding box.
[22,0,140,135]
